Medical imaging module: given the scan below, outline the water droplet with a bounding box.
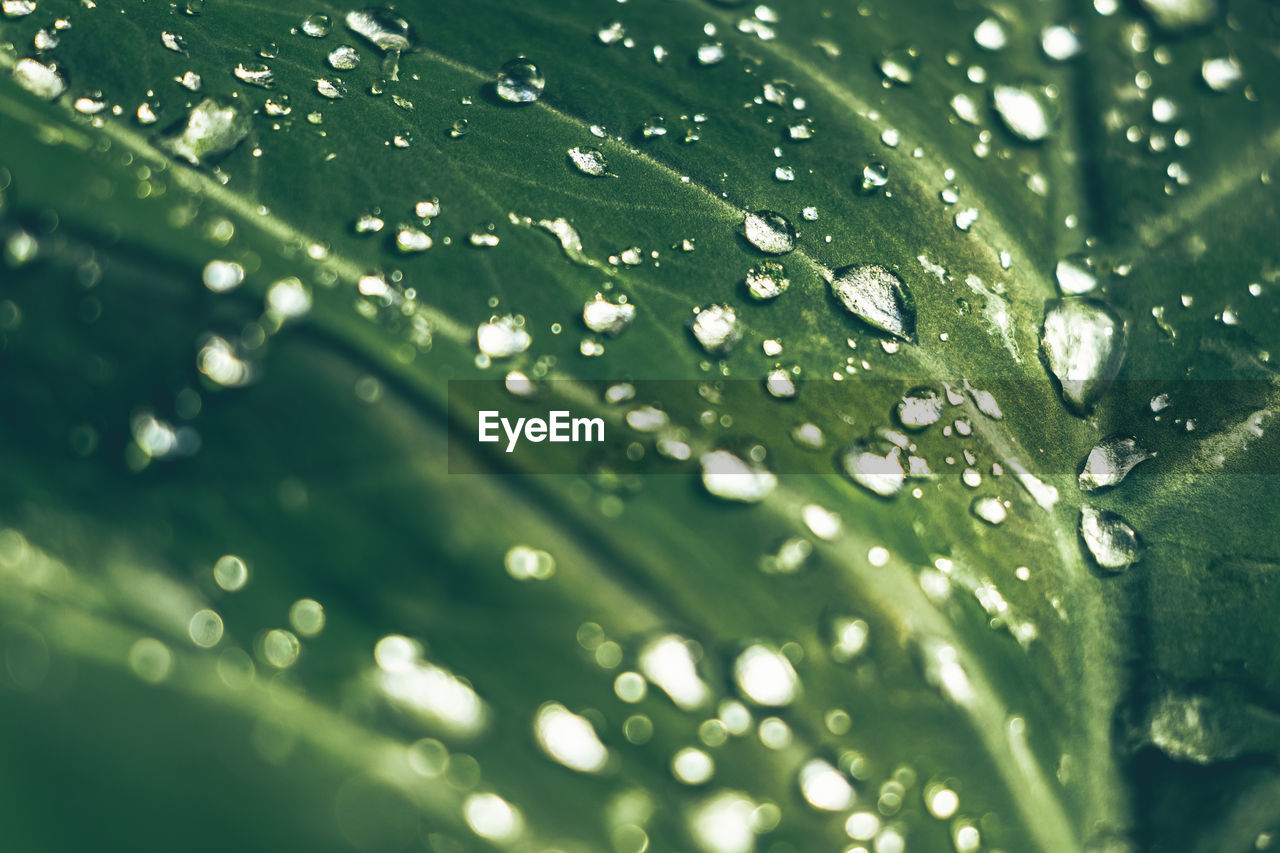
[841,440,906,497]
[639,634,710,710]
[745,261,790,300]
[640,115,667,138]
[992,83,1057,142]
[234,62,275,88]
[583,294,635,335]
[597,20,626,45]
[2,1,37,18]
[463,793,523,843]
[697,42,726,65]
[733,644,797,706]
[1079,436,1152,491]
[158,99,251,167]
[787,119,815,141]
[395,225,432,252]
[701,450,776,503]
[973,17,1008,51]
[877,46,919,85]
[846,811,881,841]
[829,616,869,662]
[741,210,796,255]
[315,77,346,99]
[328,44,361,70]
[495,58,544,103]
[300,13,331,37]
[1079,505,1141,571]
[477,316,531,358]
[773,165,795,182]
[468,231,499,248]
[344,7,414,52]
[673,747,715,784]
[534,702,608,773]
[1041,298,1128,415]
[567,146,608,176]
[12,58,65,100]
[161,31,189,54]
[1137,0,1217,31]
[73,91,107,115]
[1041,25,1082,61]
[1201,57,1242,92]
[954,208,979,231]
[690,304,742,354]
[689,792,758,853]
[504,545,555,580]
[971,496,1008,525]
[830,264,916,341]
[213,554,249,591]
[1144,688,1250,764]
[202,260,244,293]
[798,758,855,811]
[1056,255,1098,294]
[897,386,942,429]
[858,161,889,194]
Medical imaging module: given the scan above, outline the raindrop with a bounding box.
[234,62,275,88]
[690,304,742,355]
[830,264,916,341]
[745,261,790,300]
[1041,25,1082,61]
[477,316,531,358]
[1056,255,1098,295]
[395,225,432,252]
[697,42,726,65]
[701,450,776,503]
[202,260,244,293]
[1137,0,1217,31]
[858,161,889,194]
[971,496,1007,525]
[973,17,1008,51]
[344,7,415,52]
[798,759,855,811]
[829,616,869,662]
[468,231,499,248]
[733,645,798,706]
[1041,298,1127,416]
[639,634,709,710]
[300,13,331,37]
[1201,57,1242,92]
[158,99,251,167]
[1080,505,1141,571]
[533,702,608,773]
[787,119,815,141]
[992,83,1057,142]
[161,31,189,54]
[954,208,979,231]
[583,295,635,335]
[597,20,625,45]
[567,146,608,176]
[328,44,361,70]
[896,386,942,429]
[841,440,906,497]
[463,793,523,843]
[495,58,544,103]
[12,58,65,100]
[2,0,37,17]
[741,210,796,255]
[315,77,346,99]
[1079,436,1152,492]
[673,747,715,784]
[877,47,919,85]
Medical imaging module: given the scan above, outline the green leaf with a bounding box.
[1,1,1278,851]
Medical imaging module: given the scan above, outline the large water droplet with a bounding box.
[1137,0,1217,31]
[12,57,65,100]
[690,304,742,354]
[798,758,855,811]
[583,295,635,335]
[1040,25,1082,61]
[741,210,796,255]
[877,46,918,85]
[300,13,331,37]
[1078,436,1152,492]
[344,7,414,52]
[495,58,545,103]
[992,83,1057,142]
[896,386,942,429]
[1079,505,1141,571]
[533,702,609,773]
[701,450,776,503]
[973,17,1008,51]
[1041,298,1127,415]
[1201,57,1242,92]
[733,645,797,706]
[328,44,361,70]
[841,440,906,497]
[477,316,531,358]
[639,634,710,710]
[2,1,37,18]
[830,264,916,342]
[158,99,251,167]
[1056,255,1098,295]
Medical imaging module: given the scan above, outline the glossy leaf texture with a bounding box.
[0,0,1278,851]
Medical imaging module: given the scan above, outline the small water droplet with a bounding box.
[344,7,414,52]
[1056,255,1098,294]
[858,161,889,193]
[161,31,189,54]
[741,211,795,255]
[841,440,906,497]
[495,58,544,103]
[798,759,855,811]
[1078,436,1152,491]
[701,450,776,503]
[992,83,1058,142]
[300,13,331,37]
[877,46,919,85]
[328,44,361,70]
[597,20,626,45]
[971,496,1007,525]
[1201,57,1242,92]
[733,645,798,706]
[158,98,251,167]
[745,261,790,300]
[697,42,726,65]
[830,264,916,341]
[533,702,608,773]
[1079,505,1141,571]
[567,146,608,176]
[973,17,1008,51]
[234,62,275,88]
[315,77,346,99]
[1041,298,1127,415]
[690,304,742,354]
[12,57,65,100]
[477,315,531,358]
[2,1,37,18]
[1041,25,1082,61]
[395,225,432,252]
[896,386,942,429]
[583,294,635,335]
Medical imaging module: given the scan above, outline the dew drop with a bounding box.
[567,146,608,176]
[300,13,331,37]
[1080,505,1141,571]
[841,440,906,497]
[992,83,1057,142]
[877,46,919,85]
[495,58,544,103]
[971,496,1007,525]
[344,7,415,52]
[328,44,361,70]
[1201,57,1242,92]
[701,450,776,503]
[639,634,710,710]
[745,261,790,300]
[896,386,943,429]
[477,316,531,358]
[2,0,37,17]
[12,57,65,100]
[690,304,742,354]
[533,702,608,773]
[583,294,635,335]
[697,42,726,65]
[858,161,889,194]
[741,210,796,255]
[798,758,855,811]
[673,747,715,784]
[504,545,555,580]
[973,17,1008,51]
[830,264,916,342]
[1056,255,1098,295]
[234,62,275,88]
[1041,25,1082,61]
[1041,298,1127,416]
[733,645,798,706]
[315,77,346,99]
[1078,436,1152,492]
[158,99,251,167]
